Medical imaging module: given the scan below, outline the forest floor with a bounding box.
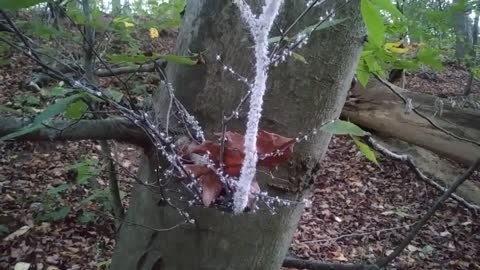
[1,49,480,269]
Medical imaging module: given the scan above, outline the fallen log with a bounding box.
[342,78,480,164]
[282,257,375,270]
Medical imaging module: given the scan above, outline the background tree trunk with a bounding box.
[112,0,121,16]
[454,0,472,62]
[464,13,479,95]
[111,1,364,269]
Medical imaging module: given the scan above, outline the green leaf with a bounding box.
[417,48,443,70]
[352,136,378,165]
[162,54,198,66]
[394,208,409,217]
[357,70,370,87]
[50,206,71,221]
[0,125,42,141]
[301,18,347,36]
[0,58,10,66]
[421,245,434,255]
[0,0,46,10]
[107,54,149,64]
[292,52,308,64]
[364,54,382,74]
[97,260,112,268]
[67,5,87,25]
[25,96,40,106]
[26,22,60,39]
[0,105,21,115]
[268,19,347,46]
[321,120,370,136]
[47,184,71,196]
[47,87,72,97]
[361,0,385,46]
[356,59,370,87]
[105,89,124,103]
[0,93,82,140]
[268,36,285,44]
[157,18,182,30]
[65,100,88,120]
[107,53,197,66]
[78,212,95,223]
[113,16,135,28]
[33,93,85,125]
[80,193,98,206]
[0,224,9,235]
[370,0,403,18]
[67,159,98,185]
[74,164,93,184]
[357,71,370,87]
[80,189,109,206]
[38,206,70,221]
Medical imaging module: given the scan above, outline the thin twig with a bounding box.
[270,0,325,58]
[368,137,480,212]
[375,158,480,267]
[121,219,188,232]
[271,0,352,63]
[300,224,414,244]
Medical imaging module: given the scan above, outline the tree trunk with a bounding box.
[111,1,364,269]
[464,14,479,96]
[343,78,480,164]
[112,0,121,16]
[454,0,472,62]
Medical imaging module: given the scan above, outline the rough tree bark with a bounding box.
[110,1,364,269]
[343,78,480,164]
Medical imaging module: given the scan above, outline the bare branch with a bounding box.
[95,61,166,77]
[300,223,414,245]
[0,117,149,146]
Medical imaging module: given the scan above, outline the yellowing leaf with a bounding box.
[292,52,308,64]
[388,40,403,47]
[123,21,135,28]
[385,41,410,54]
[149,27,159,39]
[389,46,410,54]
[352,136,378,165]
[112,16,135,28]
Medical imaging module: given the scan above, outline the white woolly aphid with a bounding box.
[232,0,284,214]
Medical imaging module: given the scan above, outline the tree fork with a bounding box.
[111,0,364,269]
